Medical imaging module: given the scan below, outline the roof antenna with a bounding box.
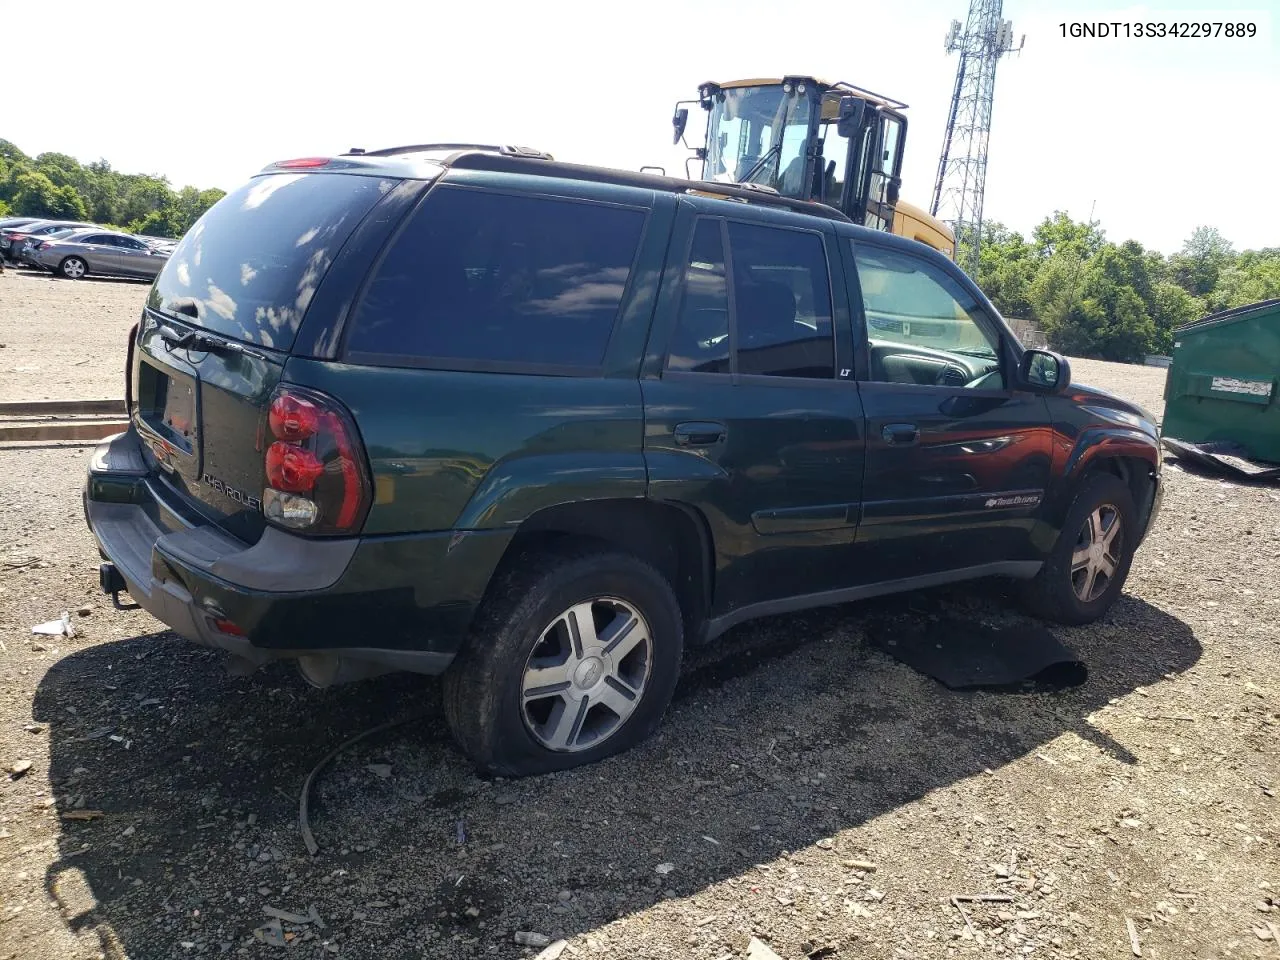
[347,147,365,155]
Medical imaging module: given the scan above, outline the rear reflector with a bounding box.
[273,157,331,169]
[211,618,245,637]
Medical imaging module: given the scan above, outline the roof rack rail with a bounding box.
[445,152,852,222]
[350,143,554,160]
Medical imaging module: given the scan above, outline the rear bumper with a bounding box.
[84,430,512,675]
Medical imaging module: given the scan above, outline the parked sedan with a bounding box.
[0,219,94,262]
[32,228,171,280]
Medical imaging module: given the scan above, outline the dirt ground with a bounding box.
[0,270,148,403]
[0,274,1276,960]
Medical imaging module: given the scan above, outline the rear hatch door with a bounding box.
[134,170,400,544]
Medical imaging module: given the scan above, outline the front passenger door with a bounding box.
[849,240,1055,580]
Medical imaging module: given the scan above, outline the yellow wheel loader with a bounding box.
[673,76,954,258]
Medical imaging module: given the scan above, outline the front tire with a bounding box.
[60,256,88,280]
[443,543,684,776]
[1021,472,1137,625]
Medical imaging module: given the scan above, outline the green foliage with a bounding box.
[0,140,223,239]
[982,214,1274,362]
[976,222,1036,318]
[12,170,88,220]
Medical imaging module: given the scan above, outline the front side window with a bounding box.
[854,243,1003,387]
[666,219,835,380]
[347,187,646,367]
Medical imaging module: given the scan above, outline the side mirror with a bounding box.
[836,97,866,138]
[672,107,689,145]
[886,179,901,205]
[1019,349,1071,394]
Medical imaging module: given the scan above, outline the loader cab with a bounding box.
[690,78,904,226]
[678,77,942,253]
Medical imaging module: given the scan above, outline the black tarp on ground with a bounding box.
[866,616,1087,691]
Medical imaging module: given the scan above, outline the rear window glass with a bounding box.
[148,173,395,349]
[345,186,646,367]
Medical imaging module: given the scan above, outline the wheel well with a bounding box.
[494,499,713,644]
[1088,455,1157,524]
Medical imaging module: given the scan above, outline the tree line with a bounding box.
[970,214,1279,362]
[4,138,1276,363]
[0,139,225,240]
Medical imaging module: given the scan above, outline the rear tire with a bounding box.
[60,256,87,280]
[443,543,684,776]
[1020,472,1137,625]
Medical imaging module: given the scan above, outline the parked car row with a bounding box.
[0,216,173,280]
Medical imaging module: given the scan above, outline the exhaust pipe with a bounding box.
[296,653,391,689]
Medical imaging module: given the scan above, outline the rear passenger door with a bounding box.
[642,201,867,615]
[847,238,1055,580]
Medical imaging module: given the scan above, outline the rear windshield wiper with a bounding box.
[156,322,251,357]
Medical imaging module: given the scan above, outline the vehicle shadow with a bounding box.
[34,586,1200,959]
[8,266,151,285]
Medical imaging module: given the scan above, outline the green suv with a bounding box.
[85,145,1163,775]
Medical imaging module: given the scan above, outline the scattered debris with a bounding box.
[950,894,1015,939]
[75,604,93,617]
[9,759,33,778]
[702,835,720,845]
[533,941,569,960]
[1125,916,1142,956]
[514,931,552,947]
[31,612,74,638]
[61,810,105,821]
[746,937,784,960]
[253,919,290,947]
[298,713,428,855]
[843,859,878,873]
[655,863,675,875]
[456,820,467,844]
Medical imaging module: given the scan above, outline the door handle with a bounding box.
[882,422,920,445]
[674,421,726,447]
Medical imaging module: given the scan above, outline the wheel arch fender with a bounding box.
[1044,426,1160,544]
[483,497,716,647]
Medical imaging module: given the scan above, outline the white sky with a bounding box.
[6,0,1277,254]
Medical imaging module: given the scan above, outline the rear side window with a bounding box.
[345,187,646,368]
[729,221,834,378]
[149,173,396,349]
[665,218,835,379]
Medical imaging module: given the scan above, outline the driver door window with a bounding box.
[853,244,1005,389]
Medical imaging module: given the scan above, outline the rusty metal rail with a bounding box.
[0,399,128,443]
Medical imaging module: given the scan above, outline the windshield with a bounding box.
[704,84,814,195]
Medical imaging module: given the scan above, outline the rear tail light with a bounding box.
[261,385,371,535]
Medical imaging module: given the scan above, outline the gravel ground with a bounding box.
[0,269,147,403]
[0,280,1277,960]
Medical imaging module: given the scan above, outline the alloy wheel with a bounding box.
[1071,504,1122,602]
[520,597,653,752]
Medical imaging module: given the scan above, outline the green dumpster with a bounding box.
[1162,297,1280,473]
